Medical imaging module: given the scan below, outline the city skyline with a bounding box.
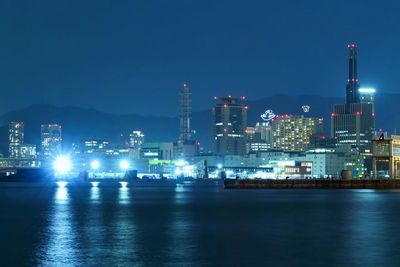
[1,0,400,116]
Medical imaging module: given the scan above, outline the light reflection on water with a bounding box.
[119,185,130,205]
[20,184,400,266]
[38,185,82,266]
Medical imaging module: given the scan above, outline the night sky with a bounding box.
[1,0,399,116]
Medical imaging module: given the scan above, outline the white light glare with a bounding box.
[175,168,183,175]
[90,160,100,170]
[53,156,72,175]
[175,160,186,167]
[56,181,68,188]
[217,164,223,169]
[119,160,130,170]
[358,88,376,94]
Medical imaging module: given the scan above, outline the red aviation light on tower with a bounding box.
[223,104,228,108]
[348,43,357,48]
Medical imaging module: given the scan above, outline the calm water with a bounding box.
[1,181,400,267]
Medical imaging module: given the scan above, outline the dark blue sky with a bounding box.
[1,0,399,116]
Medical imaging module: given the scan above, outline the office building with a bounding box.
[9,122,24,158]
[41,124,62,158]
[140,142,174,161]
[331,44,375,154]
[129,131,144,149]
[271,115,323,152]
[246,122,273,152]
[212,96,247,156]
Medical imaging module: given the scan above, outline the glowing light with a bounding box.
[302,105,310,113]
[119,181,128,188]
[260,110,277,125]
[91,181,99,187]
[223,104,228,108]
[175,160,186,167]
[119,160,130,170]
[175,168,183,175]
[358,88,376,94]
[217,164,223,169]
[56,181,68,188]
[53,156,72,175]
[90,160,100,170]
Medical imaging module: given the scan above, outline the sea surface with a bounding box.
[1,180,400,267]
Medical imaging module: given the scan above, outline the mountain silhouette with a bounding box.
[0,94,397,155]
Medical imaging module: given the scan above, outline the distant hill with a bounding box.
[0,94,398,155]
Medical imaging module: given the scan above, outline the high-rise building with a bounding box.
[272,115,323,152]
[129,131,145,160]
[331,44,375,154]
[129,131,145,149]
[9,122,24,158]
[41,124,62,158]
[212,96,247,156]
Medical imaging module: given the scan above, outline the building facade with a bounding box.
[9,122,24,158]
[271,115,323,152]
[212,96,247,156]
[41,124,62,158]
[331,44,375,154]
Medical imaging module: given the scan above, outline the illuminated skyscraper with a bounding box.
[9,122,24,158]
[41,124,62,158]
[272,115,323,152]
[331,44,375,154]
[129,131,145,149]
[212,96,247,156]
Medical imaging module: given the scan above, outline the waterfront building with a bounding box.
[140,142,174,161]
[372,135,400,178]
[83,139,110,153]
[271,115,323,152]
[8,122,24,158]
[41,124,62,158]
[212,96,247,156]
[331,44,375,154]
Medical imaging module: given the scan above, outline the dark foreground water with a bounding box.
[1,181,400,267]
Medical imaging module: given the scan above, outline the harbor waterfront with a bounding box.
[2,180,400,266]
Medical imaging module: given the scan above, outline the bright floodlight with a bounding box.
[175,159,186,167]
[217,164,223,169]
[358,88,376,94]
[90,160,100,170]
[175,168,183,176]
[53,156,72,175]
[119,160,130,170]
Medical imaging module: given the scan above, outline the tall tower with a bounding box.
[332,44,375,156]
[346,44,360,105]
[179,83,191,142]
